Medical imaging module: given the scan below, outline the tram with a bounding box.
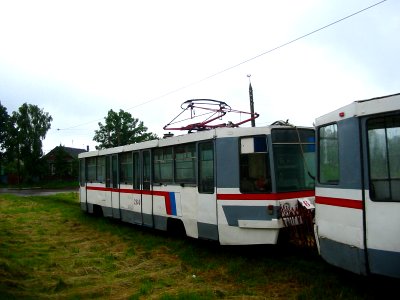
[314,93,400,278]
[79,122,315,245]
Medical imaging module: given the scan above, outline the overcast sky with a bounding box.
[0,0,399,153]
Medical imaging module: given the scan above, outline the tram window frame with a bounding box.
[153,147,174,183]
[239,136,272,193]
[133,152,140,189]
[111,155,118,188]
[271,128,315,192]
[143,151,151,190]
[367,114,400,202]
[96,156,106,183]
[86,157,97,182]
[119,152,133,184]
[318,123,340,185]
[175,143,196,184]
[198,141,214,193]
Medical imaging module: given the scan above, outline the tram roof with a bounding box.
[78,124,313,158]
[315,92,400,126]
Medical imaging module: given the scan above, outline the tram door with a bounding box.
[197,141,218,241]
[131,152,142,225]
[141,150,153,227]
[104,156,111,217]
[363,114,400,278]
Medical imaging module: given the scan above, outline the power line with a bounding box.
[195,0,388,82]
[58,0,387,131]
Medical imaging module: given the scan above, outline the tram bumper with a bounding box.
[238,219,282,229]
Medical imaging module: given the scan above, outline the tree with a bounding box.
[0,102,9,154]
[93,109,158,149]
[7,103,52,183]
[0,102,9,148]
[0,102,10,176]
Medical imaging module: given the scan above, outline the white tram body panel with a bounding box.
[216,187,280,245]
[79,125,315,246]
[315,93,400,278]
[315,187,364,248]
[365,193,400,252]
[216,187,308,245]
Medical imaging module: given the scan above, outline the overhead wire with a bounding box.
[57,0,387,131]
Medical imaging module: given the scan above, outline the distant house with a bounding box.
[43,146,87,180]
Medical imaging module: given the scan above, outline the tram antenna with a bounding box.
[247,74,256,127]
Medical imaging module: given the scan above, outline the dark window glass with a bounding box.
[199,142,214,193]
[368,115,400,202]
[175,143,196,183]
[96,156,106,183]
[153,147,173,182]
[319,124,339,184]
[119,152,133,184]
[105,156,111,188]
[133,152,140,189]
[240,136,272,193]
[273,129,315,192]
[272,128,315,143]
[274,144,315,192]
[143,151,151,190]
[86,157,96,182]
[112,155,118,188]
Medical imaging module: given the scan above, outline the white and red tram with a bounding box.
[79,125,315,245]
[314,93,400,278]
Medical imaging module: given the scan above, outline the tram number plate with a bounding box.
[133,198,141,206]
[298,198,315,209]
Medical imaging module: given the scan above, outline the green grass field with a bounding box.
[0,193,397,299]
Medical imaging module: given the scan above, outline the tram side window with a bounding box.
[86,157,96,182]
[143,151,151,190]
[319,124,339,184]
[240,136,271,193]
[175,143,196,183]
[199,142,214,193]
[120,152,133,184]
[154,147,173,183]
[368,115,400,202]
[105,156,111,188]
[112,155,118,188]
[96,156,106,183]
[133,152,140,189]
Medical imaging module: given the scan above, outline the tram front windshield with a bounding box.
[272,129,315,192]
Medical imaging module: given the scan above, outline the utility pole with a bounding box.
[247,74,255,127]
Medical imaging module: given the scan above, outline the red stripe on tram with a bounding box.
[217,190,314,201]
[85,186,174,215]
[315,196,363,209]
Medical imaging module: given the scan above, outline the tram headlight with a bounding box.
[267,205,274,215]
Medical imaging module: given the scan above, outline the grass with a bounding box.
[0,193,398,299]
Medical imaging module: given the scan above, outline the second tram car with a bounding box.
[79,125,315,245]
[314,93,400,278]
